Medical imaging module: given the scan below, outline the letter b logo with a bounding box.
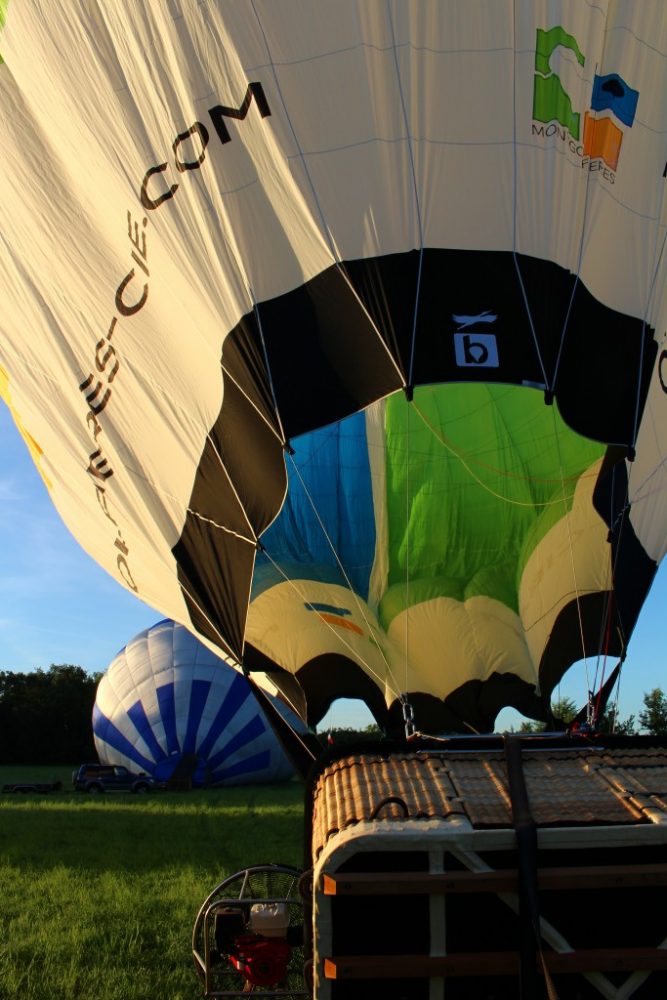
[454,332,499,367]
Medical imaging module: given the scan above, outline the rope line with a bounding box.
[511,0,549,391]
[548,404,591,699]
[257,546,402,702]
[404,401,411,694]
[249,0,406,390]
[411,397,586,507]
[285,455,388,652]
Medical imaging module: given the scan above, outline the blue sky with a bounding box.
[0,402,157,675]
[1,399,664,732]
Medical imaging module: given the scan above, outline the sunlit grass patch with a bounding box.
[1,770,305,999]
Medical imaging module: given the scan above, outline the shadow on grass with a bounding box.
[0,783,306,874]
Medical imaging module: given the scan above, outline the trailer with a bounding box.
[2,780,62,793]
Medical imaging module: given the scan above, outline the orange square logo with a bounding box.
[583,112,623,170]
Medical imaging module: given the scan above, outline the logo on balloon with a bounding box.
[452,313,499,368]
[532,26,639,181]
[305,602,364,636]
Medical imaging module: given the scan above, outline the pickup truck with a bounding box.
[72,763,156,794]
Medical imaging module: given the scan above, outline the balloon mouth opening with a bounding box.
[153,752,208,787]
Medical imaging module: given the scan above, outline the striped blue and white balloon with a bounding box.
[93,619,304,786]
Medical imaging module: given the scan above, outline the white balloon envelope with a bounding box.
[1,3,667,734]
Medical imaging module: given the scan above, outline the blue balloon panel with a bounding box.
[93,619,304,786]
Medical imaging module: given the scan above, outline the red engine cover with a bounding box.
[229,934,291,987]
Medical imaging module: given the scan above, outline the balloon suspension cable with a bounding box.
[609,647,626,733]
[249,290,290,449]
[283,448,403,695]
[591,590,616,727]
[549,405,592,702]
[175,578,244,665]
[591,224,667,734]
[410,393,587,506]
[584,690,596,731]
[399,692,417,742]
[511,0,551,395]
[243,672,321,778]
[257,545,403,704]
[404,399,411,699]
[597,446,635,729]
[548,106,597,398]
[387,0,425,392]
[600,471,634,732]
[545,47,642,728]
[397,692,486,742]
[220,356,286,450]
[606,426,663,546]
[632,223,667,448]
[253,17,405,390]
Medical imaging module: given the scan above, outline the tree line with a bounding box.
[3,665,667,766]
[0,665,100,764]
[518,689,667,737]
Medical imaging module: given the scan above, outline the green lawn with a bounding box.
[0,766,305,999]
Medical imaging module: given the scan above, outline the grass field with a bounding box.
[0,765,305,999]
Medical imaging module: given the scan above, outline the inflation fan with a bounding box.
[192,863,311,998]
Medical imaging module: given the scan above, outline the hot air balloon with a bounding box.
[0,2,666,737]
[93,619,305,786]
